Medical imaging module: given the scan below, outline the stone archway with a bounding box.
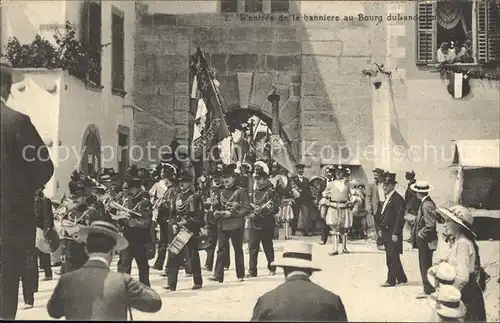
[216,72,301,158]
[80,124,102,178]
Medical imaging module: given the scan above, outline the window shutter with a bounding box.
[487,1,500,62]
[416,2,436,65]
[477,1,488,62]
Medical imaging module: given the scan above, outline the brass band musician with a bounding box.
[58,179,94,274]
[202,163,230,272]
[165,172,205,291]
[208,164,252,283]
[246,161,279,278]
[116,175,154,287]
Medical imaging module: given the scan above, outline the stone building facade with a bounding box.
[134,0,499,204]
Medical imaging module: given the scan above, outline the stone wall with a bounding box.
[133,2,382,174]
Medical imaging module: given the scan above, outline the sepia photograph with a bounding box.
[0,0,499,321]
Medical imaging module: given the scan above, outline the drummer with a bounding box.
[165,171,205,292]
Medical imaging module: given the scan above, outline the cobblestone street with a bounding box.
[15,235,499,321]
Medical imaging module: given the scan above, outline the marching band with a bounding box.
[40,157,363,293]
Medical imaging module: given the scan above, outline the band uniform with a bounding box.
[116,178,154,287]
[246,163,279,277]
[165,172,205,291]
[210,164,252,283]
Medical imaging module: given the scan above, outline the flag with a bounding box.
[205,76,231,141]
[192,98,208,141]
[270,134,295,174]
[191,75,198,99]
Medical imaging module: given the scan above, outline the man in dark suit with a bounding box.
[47,221,162,320]
[379,173,408,287]
[251,241,347,321]
[410,181,438,298]
[291,163,314,236]
[404,171,420,243]
[34,186,55,281]
[1,57,54,319]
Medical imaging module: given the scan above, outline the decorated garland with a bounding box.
[437,64,500,81]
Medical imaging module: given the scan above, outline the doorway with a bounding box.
[117,126,130,179]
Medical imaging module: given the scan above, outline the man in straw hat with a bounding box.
[47,221,162,320]
[410,180,439,299]
[379,173,408,287]
[365,168,386,250]
[251,241,348,321]
[1,57,55,319]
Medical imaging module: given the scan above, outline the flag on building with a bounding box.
[270,134,295,174]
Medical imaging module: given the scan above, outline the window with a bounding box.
[416,1,500,65]
[83,0,102,85]
[245,0,262,13]
[271,0,289,13]
[112,7,125,93]
[221,0,238,13]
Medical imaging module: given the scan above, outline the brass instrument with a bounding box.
[152,189,169,210]
[106,200,144,220]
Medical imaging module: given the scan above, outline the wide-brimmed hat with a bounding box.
[221,164,237,177]
[372,168,385,174]
[254,160,269,175]
[427,262,457,288]
[78,221,128,251]
[427,285,466,319]
[310,176,325,183]
[436,205,476,238]
[0,57,24,83]
[271,241,321,271]
[410,180,434,193]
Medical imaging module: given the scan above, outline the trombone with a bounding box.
[106,200,144,220]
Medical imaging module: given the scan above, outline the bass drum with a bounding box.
[36,227,61,254]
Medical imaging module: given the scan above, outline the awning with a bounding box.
[452,139,500,168]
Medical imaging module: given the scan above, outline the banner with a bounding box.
[191,118,221,159]
[270,134,295,174]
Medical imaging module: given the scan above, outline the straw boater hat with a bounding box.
[0,57,24,83]
[410,180,434,193]
[254,160,269,176]
[428,285,466,319]
[271,241,321,271]
[436,205,476,238]
[427,262,458,288]
[78,221,128,251]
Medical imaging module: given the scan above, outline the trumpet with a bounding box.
[152,190,169,210]
[107,200,143,219]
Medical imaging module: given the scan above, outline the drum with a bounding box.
[167,228,193,255]
[60,219,85,240]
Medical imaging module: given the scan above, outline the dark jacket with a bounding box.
[411,196,438,249]
[34,195,55,229]
[291,174,313,204]
[405,180,420,215]
[249,179,279,230]
[47,259,161,320]
[1,102,54,248]
[251,274,348,321]
[169,188,205,235]
[379,190,406,254]
[215,185,252,231]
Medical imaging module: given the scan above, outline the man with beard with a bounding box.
[151,163,178,272]
[203,163,230,271]
[165,172,204,291]
[246,161,279,278]
[117,174,153,286]
[209,164,252,283]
